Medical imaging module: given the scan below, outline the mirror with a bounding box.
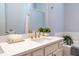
[0,3,46,35]
[30,10,45,32]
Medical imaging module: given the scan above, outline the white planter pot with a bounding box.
[63,44,71,56]
[44,33,49,36]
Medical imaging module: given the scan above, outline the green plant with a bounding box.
[63,35,73,45]
[38,27,44,32]
[43,27,51,33]
[38,27,51,33]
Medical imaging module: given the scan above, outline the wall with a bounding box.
[48,3,64,35]
[0,3,5,35]
[64,3,79,32]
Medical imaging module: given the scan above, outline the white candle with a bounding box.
[25,14,30,33]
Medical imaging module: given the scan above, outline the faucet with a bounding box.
[35,32,37,38]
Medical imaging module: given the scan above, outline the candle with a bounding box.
[25,14,30,34]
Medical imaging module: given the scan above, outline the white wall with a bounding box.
[0,3,5,35]
[64,3,79,32]
[48,3,64,35]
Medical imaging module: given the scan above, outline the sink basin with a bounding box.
[31,37,52,43]
[0,46,4,54]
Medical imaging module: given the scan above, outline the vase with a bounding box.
[44,33,49,36]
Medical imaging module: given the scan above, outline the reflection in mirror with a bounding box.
[30,10,45,32]
[28,3,46,33]
[5,3,31,34]
[0,3,46,35]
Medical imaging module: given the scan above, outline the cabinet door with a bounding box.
[32,49,44,56]
[53,48,63,56]
[45,43,58,55]
[48,53,53,56]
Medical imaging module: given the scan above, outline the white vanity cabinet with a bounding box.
[45,43,58,56]
[44,40,64,56]
[23,39,64,56]
[16,37,64,56]
[0,36,64,56]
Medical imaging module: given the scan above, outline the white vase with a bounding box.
[44,33,49,36]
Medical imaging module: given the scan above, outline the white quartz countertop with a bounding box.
[0,36,63,56]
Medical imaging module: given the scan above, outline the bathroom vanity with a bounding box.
[0,36,63,56]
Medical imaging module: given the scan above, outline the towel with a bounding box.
[71,44,79,56]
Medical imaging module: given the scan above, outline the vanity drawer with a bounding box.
[45,43,58,55]
[32,49,44,56]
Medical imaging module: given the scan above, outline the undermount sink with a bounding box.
[0,46,4,54]
[37,37,52,40]
[31,37,52,42]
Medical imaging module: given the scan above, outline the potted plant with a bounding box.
[63,35,73,55]
[43,27,51,36]
[38,27,44,32]
[38,27,44,36]
[63,35,73,46]
[38,27,51,36]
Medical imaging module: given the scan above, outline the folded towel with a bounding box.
[71,44,79,56]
